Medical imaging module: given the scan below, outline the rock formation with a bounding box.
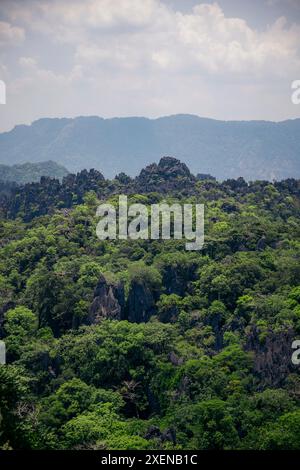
[89,274,125,323]
[126,281,157,323]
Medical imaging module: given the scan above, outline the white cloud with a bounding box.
[0,0,300,131]
[19,56,37,68]
[5,1,300,76]
[0,20,25,46]
[40,0,162,28]
[175,4,300,74]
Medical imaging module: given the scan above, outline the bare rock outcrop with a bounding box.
[126,281,157,323]
[89,275,125,323]
[135,156,196,193]
[245,326,298,388]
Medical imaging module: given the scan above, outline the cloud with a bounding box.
[40,0,162,29]
[0,20,25,46]
[10,0,298,76]
[0,0,299,131]
[175,5,300,75]
[19,56,37,68]
[4,1,300,76]
[5,0,170,43]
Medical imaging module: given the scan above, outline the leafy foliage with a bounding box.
[0,159,300,449]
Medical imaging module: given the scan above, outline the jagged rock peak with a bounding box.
[138,156,192,180]
[157,156,191,177]
[134,157,196,194]
[89,274,125,323]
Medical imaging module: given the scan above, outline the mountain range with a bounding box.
[0,114,299,180]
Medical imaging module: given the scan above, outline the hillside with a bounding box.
[0,161,69,184]
[0,157,300,450]
[0,115,299,180]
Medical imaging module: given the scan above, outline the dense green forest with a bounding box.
[0,157,300,450]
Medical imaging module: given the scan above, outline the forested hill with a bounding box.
[0,161,69,184]
[0,114,299,180]
[0,156,298,222]
[1,156,300,450]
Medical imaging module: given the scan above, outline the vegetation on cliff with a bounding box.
[0,157,300,449]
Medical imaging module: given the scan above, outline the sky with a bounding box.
[0,0,299,132]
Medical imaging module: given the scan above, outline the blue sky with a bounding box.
[0,0,299,131]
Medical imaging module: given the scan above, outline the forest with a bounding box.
[0,156,300,450]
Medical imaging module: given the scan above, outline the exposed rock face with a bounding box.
[144,425,176,444]
[126,281,157,323]
[90,274,160,324]
[256,236,267,251]
[157,156,191,178]
[245,326,298,387]
[89,275,125,323]
[196,173,216,181]
[135,156,196,193]
[168,351,184,366]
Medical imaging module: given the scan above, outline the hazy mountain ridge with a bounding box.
[0,114,299,180]
[0,161,69,184]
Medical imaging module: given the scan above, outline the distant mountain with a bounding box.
[0,114,299,180]
[0,161,69,184]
